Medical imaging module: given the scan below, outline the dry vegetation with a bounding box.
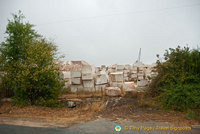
[0,91,200,127]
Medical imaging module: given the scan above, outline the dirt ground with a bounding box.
[0,91,199,127]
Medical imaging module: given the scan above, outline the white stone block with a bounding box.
[62,71,71,79]
[71,78,81,85]
[110,72,123,82]
[123,82,135,91]
[71,71,81,78]
[105,87,121,97]
[83,80,94,88]
[82,65,92,74]
[95,74,108,85]
[137,79,148,87]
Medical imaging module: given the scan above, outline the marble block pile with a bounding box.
[82,65,94,91]
[123,65,131,82]
[130,66,137,81]
[60,71,71,89]
[59,61,158,92]
[70,70,83,92]
[94,68,108,91]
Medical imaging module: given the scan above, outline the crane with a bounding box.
[136,48,141,63]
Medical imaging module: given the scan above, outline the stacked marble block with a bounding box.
[130,66,138,81]
[137,67,148,87]
[82,65,95,91]
[70,70,83,92]
[61,71,71,89]
[124,65,131,82]
[109,72,124,88]
[94,66,109,91]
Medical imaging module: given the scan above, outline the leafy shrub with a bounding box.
[160,84,200,110]
[0,11,64,106]
[149,46,200,110]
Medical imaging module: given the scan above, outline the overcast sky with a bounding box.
[0,0,200,66]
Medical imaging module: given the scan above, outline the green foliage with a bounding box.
[0,11,64,106]
[161,84,200,110]
[150,46,200,110]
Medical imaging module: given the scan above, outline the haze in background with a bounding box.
[0,0,200,66]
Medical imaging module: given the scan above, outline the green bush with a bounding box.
[0,11,64,106]
[160,84,200,110]
[149,46,200,111]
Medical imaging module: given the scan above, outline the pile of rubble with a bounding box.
[59,61,157,94]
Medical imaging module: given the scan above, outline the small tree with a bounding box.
[0,11,64,106]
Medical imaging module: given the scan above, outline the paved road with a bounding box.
[0,118,200,134]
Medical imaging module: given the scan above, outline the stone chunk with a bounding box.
[137,79,148,87]
[67,101,76,108]
[83,80,94,88]
[62,71,71,79]
[82,65,92,74]
[110,72,123,82]
[71,78,81,85]
[123,82,135,91]
[105,87,121,97]
[71,71,81,78]
[95,74,108,85]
